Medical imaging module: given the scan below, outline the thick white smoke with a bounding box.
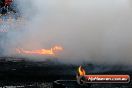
[2,0,132,64]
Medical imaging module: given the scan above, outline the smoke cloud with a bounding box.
[1,0,132,64]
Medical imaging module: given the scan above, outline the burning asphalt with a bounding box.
[0,0,132,88]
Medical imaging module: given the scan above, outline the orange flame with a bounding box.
[16,46,63,55]
[78,66,86,76]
